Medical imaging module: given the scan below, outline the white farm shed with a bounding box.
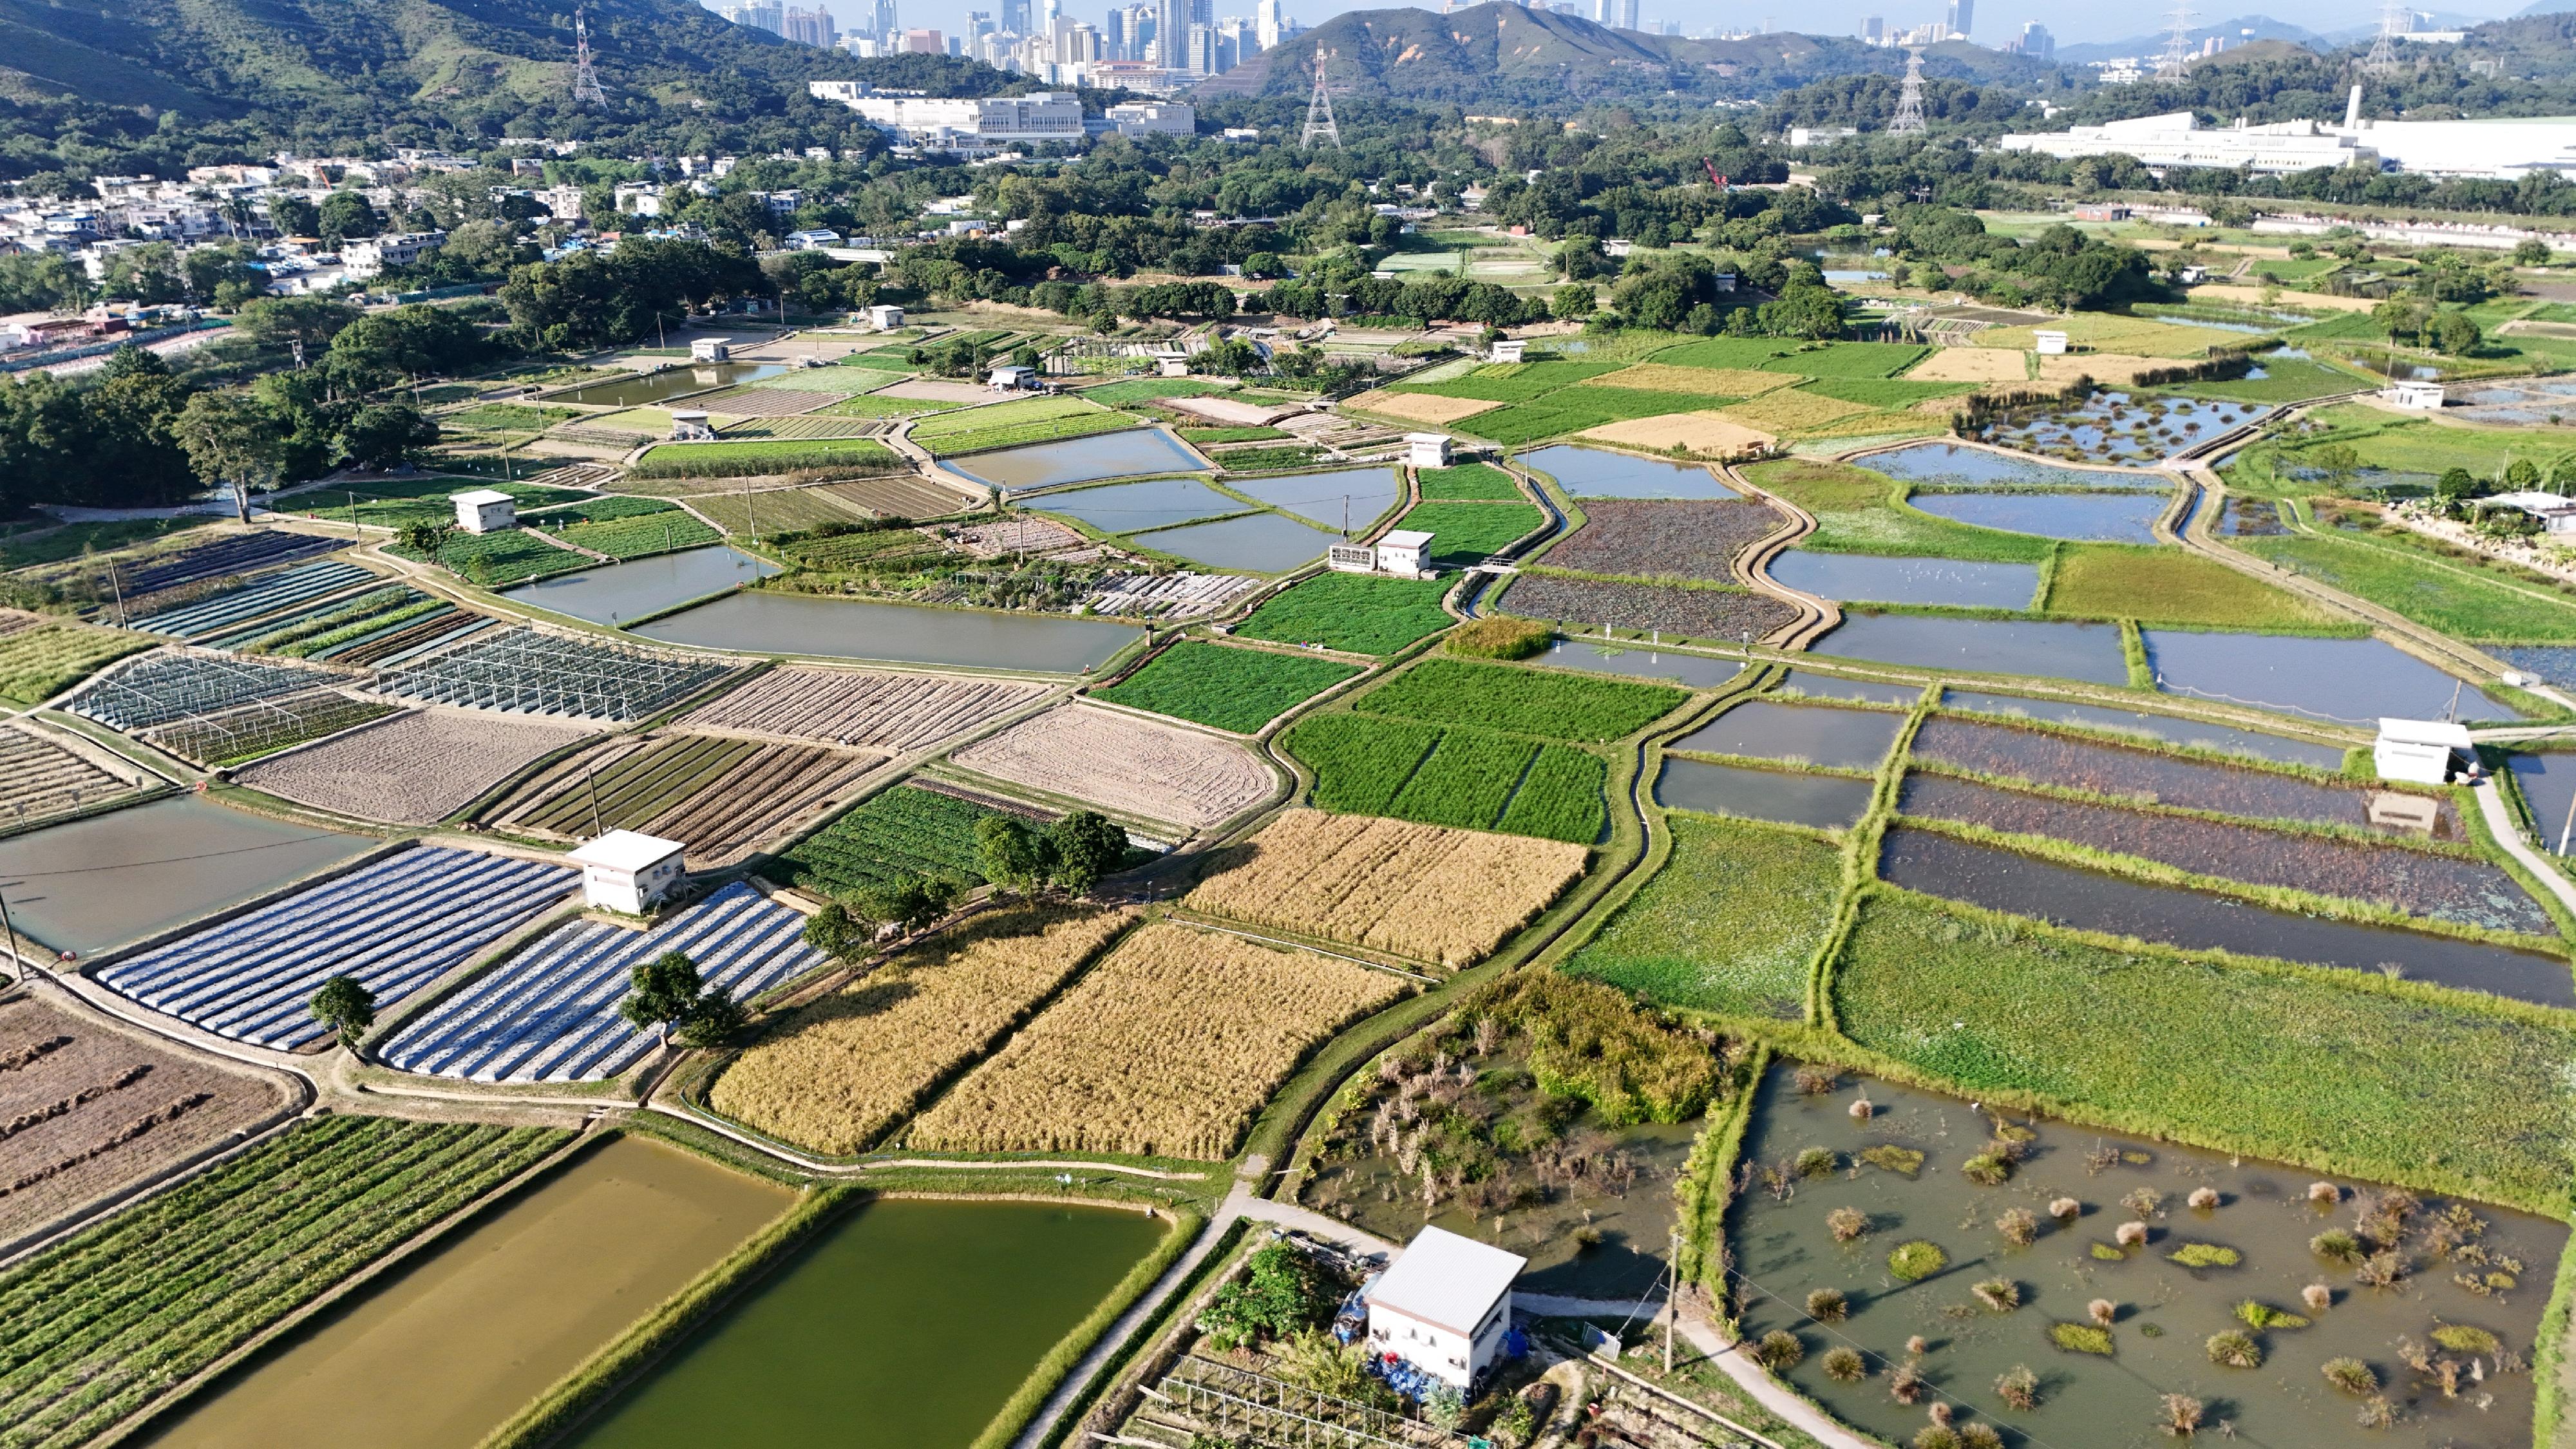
[1364,1226,1526,1391]
[690,336,733,362]
[2483,491,2576,534]
[1376,529,1435,577]
[2034,329,2069,355]
[451,489,516,535]
[867,303,906,330]
[569,831,687,915]
[669,410,716,441]
[1489,339,1526,364]
[2374,718,2473,785]
[2384,380,2445,410]
[1406,433,1454,469]
[989,364,1040,392]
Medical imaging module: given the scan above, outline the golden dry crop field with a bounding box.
[1183,810,1589,968]
[906,922,1405,1160]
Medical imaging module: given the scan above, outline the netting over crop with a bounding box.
[372,627,741,723]
[65,650,338,732]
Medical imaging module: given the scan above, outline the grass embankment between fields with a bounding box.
[1037,1218,1252,1449]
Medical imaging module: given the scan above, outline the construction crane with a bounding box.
[1702,159,1730,190]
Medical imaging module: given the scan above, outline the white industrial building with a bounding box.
[2374,719,2473,786]
[1107,101,1195,136]
[1363,1226,1526,1392]
[451,489,517,534]
[1332,528,1437,578]
[569,831,688,916]
[691,336,733,362]
[2483,491,2576,534]
[807,82,1084,144]
[2000,86,2576,180]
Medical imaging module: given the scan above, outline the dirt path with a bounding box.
[2471,777,2576,917]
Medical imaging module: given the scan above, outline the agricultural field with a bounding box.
[387,527,589,586]
[1503,574,1802,642]
[950,704,1274,829]
[772,782,1036,895]
[385,882,825,1083]
[910,396,1135,457]
[668,486,875,537]
[1909,715,2426,831]
[1213,444,1329,472]
[1540,499,1785,582]
[0,724,141,828]
[1756,342,1931,379]
[236,708,592,824]
[145,688,399,768]
[272,478,585,532]
[683,665,1047,750]
[130,561,379,641]
[374,627,743,722]
[907,922,1405,1160]
[0,1116,564,1449]
[96,845,577,1048]
[2226,522,2576,643]
[323,610,490,669]
[1095,642,1361,734]
[708,907,1132,1153]
[1834,891,2576,1209]
[547,507,723,562]
[624,437,902,480]
[484,732,875,866]
[0,994,290,1240]
[1184,809,1587,967]
[232,587,444,658]
[1281,712,1610,844]
[1567,815,1842,1018]
[2041,544,2330,628]
[1414,463,1523,501]
[1357,658,1687,742]
[1083,378,1235,406]
[1741,457,2053,562]
[65,650,335,732]
[0,623,155,707]
[0,516,212,571]
[1231,573,1456,656]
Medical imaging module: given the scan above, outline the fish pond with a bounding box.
[1535,639,1745,688]
[1769,551,2041,610]
[2143,631,2530,727]
[144,1134,792,1449]
[1771,669,1924,706]
[1731,1063,2566,1449]
[1218,466,1405,531]
[1812,615,2132,687]
[503,545,780,626]
[0,797,370,958]
[1028,476,1242,533]
[2506,752,2576,855]
[632,591,1137,672]
[1133,511,1340,573]
[1937,690,2347,770]
[1877,828,2571,1006]
[1658,757,1874,829]
[1518,444,1742,500]
[562,1197,1165,1449]
[551,364,788,407]
[945,428,1205,493]
[1857,442,2166,491]
[1972,391,2257,464]
[1671,699,1904,771]
[2491,646,2576,694]
[1907,491,2171,545]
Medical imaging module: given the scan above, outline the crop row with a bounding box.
[1283,712,1606,844]
[66,651,334,732]
[498,734,874,867]
[1231,573,1455,657]
[144,688,397,768]
[0,728,132,825]
[773,783,1023,896]
[111,531,345,597]
[133,562,379,643]
[952,705,1275,831]
[233,587,433,656]
[623,438,902,480]
[550,511,723,561]
[921,412,1139,459]
[374,627,742,723]
[1094,642,1361,734]
[1543,498,1783,582]
[235,708,592,824]
[1501,574,1803,643]
[496,734,760,836]
[0,627,155,709]
[682,665,1046,752]
[1356,658,1686,743]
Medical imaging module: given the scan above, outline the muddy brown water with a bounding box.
[1670,699,1906,772]
[1732,1064,2566,1449]
[0,797,372,958]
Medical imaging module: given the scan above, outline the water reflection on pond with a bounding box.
[1770,551,2041,609]
[1519,444,1741,499]
[633,591,1136,672]
[1908,491,2171,545]
[504,545,779,626]
[1133,511,1338,573]
[1658,757,1873,829]
[2143,630,2532,726]
[946,429,1206,493]
[0,797,368,957]
[1671,699,1904,770]
[1937,689,2347,770]
[1538,639,1744,688]
[1812,614,2132,685]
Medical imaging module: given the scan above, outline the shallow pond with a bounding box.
[633,591,1137,672]
[2506,752,2576,857]
[1858,442,2164,491]
[945,428,1206,493]
[0,797,369,958]
[1811,615,2132,686]
[1878,828,2570,1005]
[1770,551,2041,610]
[1133,511,1339,573]
[1937,690,2348,770]
[1976,391,2256,462]
[552,363,788,407]
[144,1135,791,1449]
[1518,444,1741,500]
[1537,639,1745,688]
[1908,491,2171,545]
[563,1197,1164,1449]
[1658,757,1874,829]
[503,545,780,626]
[1770,669,1924,706]
[2490,646,2576,695]
[1732,1063,2566,1449]
[2143,630,2531,727]
[1028,476,1243,533]
[1219,466,1405,533]
[1672,699,1904,770]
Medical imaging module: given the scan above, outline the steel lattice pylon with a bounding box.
[1302,50,1343,149]
[573,6,609,106]
[2364,0,2405,72]
[1889,49,1927,135]
[2156,3,2197,79]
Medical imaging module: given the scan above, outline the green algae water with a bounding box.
[565,1197,1165,1448]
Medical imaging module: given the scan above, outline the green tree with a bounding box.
[974,815,1055,896]
[1198,1244,1330,1352]
[803,900,866,960]
[337,404,439,470]
[677,991,747,1049]
[2436,467,2480,506]
[308,974,376,1047]
[174,390,285,522]
[399,520,455,560]
[1552,283,1596,321]
[620,951,707,1046]
[268,195,320,239]
[1046,811,1128,896]
[317,191,381,245]
[2514,238,2552,267]
[854,871,959,933]
[2506,458,2542,491]
[2433,310,2483,356]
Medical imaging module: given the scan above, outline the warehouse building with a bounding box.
[2001,86,2576,180]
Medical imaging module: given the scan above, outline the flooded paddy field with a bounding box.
[947,429,1204,493]
[0,796,371,958]
[1659,757,1874,829]
[1132,511,1338,572]
[1937,690,2348,770]
[1908,716,2455,837]
[2144,631,2530,726]
[632,591,1137,672]
[1518,444,1741,499]
[1732,1063,2566,1449]
[503,545,779,626]
[1670,699,1905,770]
[1908,491,2171,545]
[2488,645,2576,694]
[1896,774,2550,934]
[1812,615,2132,686]
[1536,639,1744,688]
[1026,476,1240,532]
[1769,552,2041,610]
[1857,442,2167,490]
[1219,466,1404,529]
[1877,828,2571,1006]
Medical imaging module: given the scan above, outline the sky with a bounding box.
[701,0,2536,59]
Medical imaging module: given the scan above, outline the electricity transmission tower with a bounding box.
[2155,3,2197,79]
[1889,49,1927,135]
[572,6,609,106]
[1301,50,1342,148]
[2364,0,2406,72]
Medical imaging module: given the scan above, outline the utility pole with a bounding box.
[1664,1227,1678,1372]
[0,880,26,989]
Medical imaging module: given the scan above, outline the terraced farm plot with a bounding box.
[1281,713,1609,844]
[0,725,142,828]
[1358,658,1687,741]
[1542,498,1785,581]
[1390,500,1545,568]
[683,665,1046,751]
[144,688,399,768]
[130,561,379,641]
[96,846,578,1048]
[686,384,840,416]
[237,708,592,824]
[323,609,492,668]
[232,586,443,658]
[672,486,872,536]
[385,882,825,1083]
[709,907,1133,1154]
[1095,642,1361,734]
[1649,339,1800,370]
[1567,814,1842,1018]
[1232,573,1455,656]
[772,782,1035,896]
[374,627,743,722]
[65,650,338,732]
[0,623,155,708]
[486,732,877,866]
[108,529,348,595]
[1184,810,1587,967]
[911,396,1133,457]
[907,922,1405,1160]
[0,995,290,1240]
[951,704,1275,829]
[717,412,903,439]
[1502,574,1802,642]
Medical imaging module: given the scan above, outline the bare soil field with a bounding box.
[1579,412,1774,454]
[1184,810,1589,967]
[0,995,291,1240]
[881,377,998,403]
[949,703,1275,829]
[0,725,140,829]
[1543,498,1787,582]
[1904,348,2032,384]
[234,708,592,824]
[683,666,1049,752]
[2037,353,2176,386]
[1348,391,1504,424]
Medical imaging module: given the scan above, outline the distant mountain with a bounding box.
[2517,0,2576,15]
[2054,14,2320,64]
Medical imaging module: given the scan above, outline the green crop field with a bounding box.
[554,510,723,560]
[681,487,867,536]
[1757,342,1929,379]
[523,495,685,525]
[388,528,589,585]
[1647,338,1799,369]
[509,735,758,834]
[2042,544,2330,628]
[774,784,1016,895]
[445,403,578,432]
[1800,377,1976,408]
[0,518,216,569]
[276,478,587,530]
[1743,458,2054,563]
[1282,712,1605,843]
[2234,411,2575,493]
[0,623,153,706]
[1835,889,2576,1211]
[1567,814,1842,1018]
[1095,641,1361,734]
[1415,463,1523,500]
[815,393,965,419]
[1232,573,1456,656]
[235,587,433,656]
[1393,501,1545,568]
[0,1117,564,1449]
[1358,657,1686,741]
[2167,355,2368,404]
[1463,388,1725,448]
[1084,378,1235,405]
[918,411,1137,457]
[1180,426,1289,444]
[625,438,900,479]
[2230,525,2576,642]
[1215,445,1328,471]
[1395,360,1626,404]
